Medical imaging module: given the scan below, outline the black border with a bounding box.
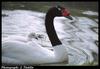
[1,0,99,69]
[1,0,99,2]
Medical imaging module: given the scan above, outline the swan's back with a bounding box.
[2,40,54,65]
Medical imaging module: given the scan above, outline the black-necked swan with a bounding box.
[2,6,73,65]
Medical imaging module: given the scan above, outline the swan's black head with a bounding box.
[47,5,73,20]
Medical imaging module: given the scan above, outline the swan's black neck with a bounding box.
[45,8,62,46]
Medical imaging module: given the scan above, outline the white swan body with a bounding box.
[2,40,68,65]
[2,6,73,65]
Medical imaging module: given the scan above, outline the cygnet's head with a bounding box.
[28,33,36,41]
[28,33,45,41]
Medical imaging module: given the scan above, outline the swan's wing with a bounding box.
[2,41,54,65]
[2,35,28,42]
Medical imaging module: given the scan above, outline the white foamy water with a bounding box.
[82,11,98,16]
[2,10,98,65]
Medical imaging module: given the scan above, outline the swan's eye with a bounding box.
[58,7,61,11]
